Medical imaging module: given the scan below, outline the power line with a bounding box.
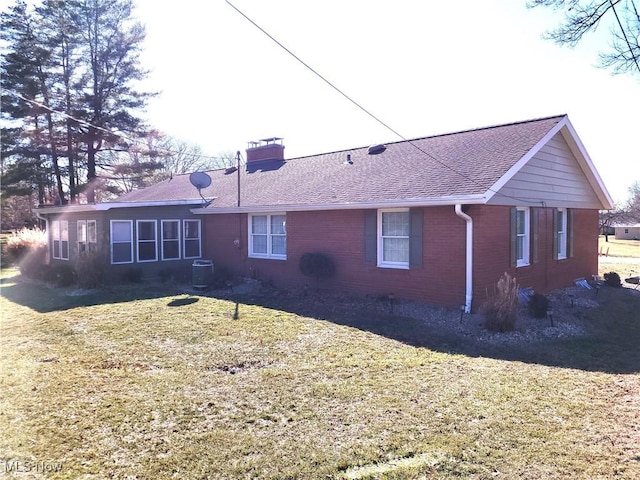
[609,0,640,73]
[225,1,541,205]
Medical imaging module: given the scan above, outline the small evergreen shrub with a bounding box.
[4,228,47,277]
[75,251,107,289]
[481,272,519,332]
[604,271,621,288]
[299,252,336,289]
[528,293,550,318]
[44,264,77,287]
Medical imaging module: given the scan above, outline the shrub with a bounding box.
[75,250,107,289]
[4,228,47,278]
[528,293,550,318]
[482,272,519,332]
[604,271,621,288]
[44,264,77,287]
[299,252,336,289]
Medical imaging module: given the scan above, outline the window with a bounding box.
[249,213,286,259]
[378,209,410,268]
[51,220,69,260]
[137,220,157,262]
[183,220,201,259]
[111,220,133,264]
[513,207,530,267]
[555,208,567,260]
[78,220,97,254]
[161,220,181,260]
[87,220,97,251]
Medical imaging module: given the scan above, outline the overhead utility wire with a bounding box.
[225,1,539,204]
[4,89,233,164]
[609,0,640,73]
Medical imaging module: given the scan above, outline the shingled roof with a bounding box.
[113,114,611,212]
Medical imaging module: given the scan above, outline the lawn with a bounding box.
[1,268,639,479]
[598,236,640,258]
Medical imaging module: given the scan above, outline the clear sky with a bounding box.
[6,0,638,204]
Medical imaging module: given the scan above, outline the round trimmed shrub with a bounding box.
[299,252,336,289]
[604,272,621,288]
[528,293,549,318]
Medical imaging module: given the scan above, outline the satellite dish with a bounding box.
[189,172,212,205]
[189,171,212,190]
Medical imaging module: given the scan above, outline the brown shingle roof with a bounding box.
[115,115,565,210]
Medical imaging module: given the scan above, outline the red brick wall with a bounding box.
[204,207,468,307]
[203,206,599,310]
[471,205,599,306]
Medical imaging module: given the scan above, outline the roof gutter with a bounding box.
[191,194,488,215]
[455,204,473,313]
[35,199,204,214]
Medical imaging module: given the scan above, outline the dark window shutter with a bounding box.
[409,208,423,268]
[531,208,539,264]
[568,209,574,258]
[510,207,517,267]
[552,208,559,260]
[364,210,377,264]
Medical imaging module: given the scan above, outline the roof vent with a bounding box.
[367,144,386,155]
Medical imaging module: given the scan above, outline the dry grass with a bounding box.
[1,267,639,479]
[598,236,640,258]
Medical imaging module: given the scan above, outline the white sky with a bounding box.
[4,0,638,204]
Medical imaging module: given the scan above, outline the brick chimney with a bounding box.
[246,137,285,163]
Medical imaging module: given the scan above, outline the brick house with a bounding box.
[37,114,613,311]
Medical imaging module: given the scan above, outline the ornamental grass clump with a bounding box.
[482,272,519,332]
[4,228,47,278]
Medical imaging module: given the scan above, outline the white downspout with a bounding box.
[455,204,473,313]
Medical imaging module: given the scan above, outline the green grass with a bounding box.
[1,268,639,479]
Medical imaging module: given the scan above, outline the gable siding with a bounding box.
[489,133,601,208]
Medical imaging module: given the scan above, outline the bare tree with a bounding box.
[528,0,640,75]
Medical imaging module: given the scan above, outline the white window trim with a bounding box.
[183,219,202,259]
[51,220,69,260]
[52,220,60,260]
[248,213,287,260]
[377,208,410,270]
[110,220,134,265]
[77,220,87,254]
[556,208,567,260]
[87,220,97,249]
[136,219,158,263]
[516,207,530,267]
[161,219,181,261]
